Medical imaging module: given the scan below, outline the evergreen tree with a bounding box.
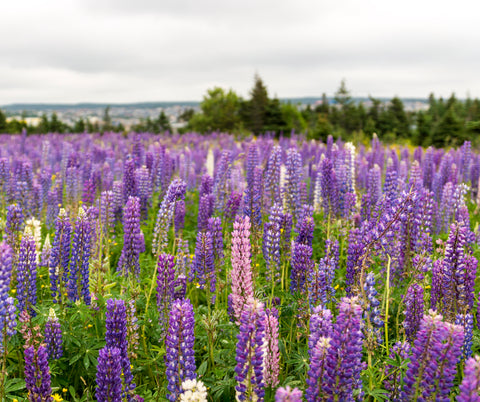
[247,74,269,134]
[0,109,7,132]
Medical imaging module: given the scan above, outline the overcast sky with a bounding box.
[1,0,479,104]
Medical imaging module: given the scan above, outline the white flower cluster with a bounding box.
[180,379,208,402]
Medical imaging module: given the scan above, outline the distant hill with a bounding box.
[1,97,429,112]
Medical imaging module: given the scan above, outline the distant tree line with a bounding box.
[182,76,480,148]
[1,75,480,148]
[0,107,172,135]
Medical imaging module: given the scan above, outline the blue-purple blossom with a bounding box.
[96,346,123,402]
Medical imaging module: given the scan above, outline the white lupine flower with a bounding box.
[206,148,215,178]
[180,379,208,402]
[25,217,42,261]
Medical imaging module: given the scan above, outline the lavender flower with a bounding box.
[401,310,464,401]
[458,355,480,402]
[275,386,303,402]
[17,230,37,315]
[117,196,142,278]
[67,207,92,305]
[404,284,424,342]
[44,308,63,360]
[24,345,53,402]
[105,299,135,399]
[156,253,175,337]
[235,300,265,401]
[166,298,196,402]
[49,208,71,303]
[96,346,123,402]
[290,242,313,294]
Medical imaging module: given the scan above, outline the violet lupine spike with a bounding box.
[153,179,187,256]
[156,253,176,339]
[100,190,115,236]
[455,312,474,360]
[17,231,37,316]
[308,305,333,361]
[345,228,365,297]
[295,215,315,247]
[234,299,266,402]
[197,193,214,232]
[323,297,365,401]
[230,216,254,322]
[320,157,339,218]
[117,196,142,278]
[199,173,214,198]
[401,310,464,401]
[364,272,383,341]
[105,299,136,400]
[5,297,16,338]
[96,346,123,402]
[24,345,53,402]
[44,308,63,360]
[207,217,224,268]
[5,203,24,253]
[458,355,480,402]
[263,308,280,389]
[67,207,92,305]
[290,242,313,294]
[307,260,329,307]
[305,336,331,402]
[174,199,186,234]
[403,283,424,342]
[263,220,281,285]
[135,165,152,219]
[165,298,196,402]
[213,150,231,211]
[284,148,302,218]
[190,231,215,298]
[224,190,242,223]
[265,145,282,208]
[49,208,72,303]
[0,243,13,336]
[244,166,263,230]
[275,386,303,402]
[123,158,137,202]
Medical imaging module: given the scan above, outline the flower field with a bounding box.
[1,131,480,401]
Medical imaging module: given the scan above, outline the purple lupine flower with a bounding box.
[307,260,329,307]
[323,297,365,401]
[173,274,187,301]
[135,165,152,219]
[276,386,302,402]
[24,345,53,402]
[308,305,333,360]
[345,228,365,297]
[401,310,464,401]
[5,203,24,253]
[105,299,135,399]
[458,355,480,402]
[234,300,265,402]
[174,200,185,234]
[306,336,331,402]
[246,143,259,189]
[156,253,175,338]
[46,189,59,229]
[165,298,196,402]
[290,242,313,294]
[455,312,474,360]
[320,157,339,218]
[364,273,382,341]
[295,215,314,247]
[49,208,72,303]
[199,174,214,198]
[190,231,216,302]
[197,193,214,232]
[384,341,411,401]
[404,283,424,342]
[244,166,263,230]
[4,297,16,338]
[366,164,382,207]
[113,180,124,220]
[213,150,231,211]
[0,242,13,330]
[207,217,224,267]
[117,196,142,278]
[82,176,96,206]
[96,346,123,402]
[67,207,92,305]
[17,231,37,315]
[224,191,242,223]
[264,308,280,388]
[100,190,115,236]
[263,220,281,285]
[44,308,63,360]
[123,158,137,202]
[284,148,302,218]
[265,145,282,208]
[153,179,187,256]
